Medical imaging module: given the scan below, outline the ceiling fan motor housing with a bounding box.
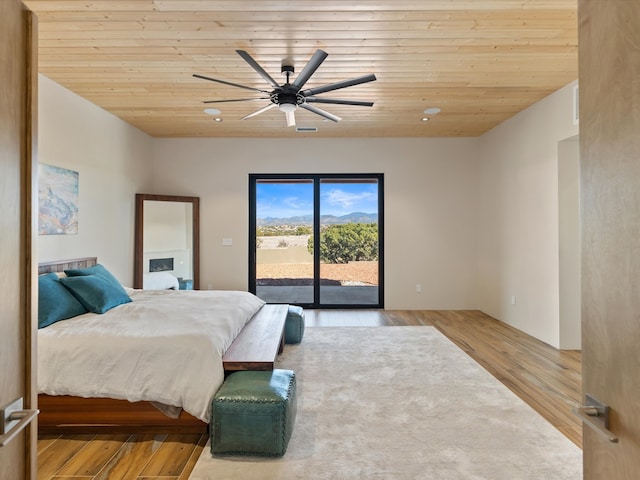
[272,88,304,111]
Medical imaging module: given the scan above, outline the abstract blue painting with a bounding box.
[38,164,79,235]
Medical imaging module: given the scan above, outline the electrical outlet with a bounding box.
[510,295,516,305]
[416,283,422,293]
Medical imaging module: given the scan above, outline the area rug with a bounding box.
[189,327,582,479]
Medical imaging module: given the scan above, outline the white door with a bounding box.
[579,0,640,477]
[0,0,38,478]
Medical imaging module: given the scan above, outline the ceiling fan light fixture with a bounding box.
[278,102,298,113]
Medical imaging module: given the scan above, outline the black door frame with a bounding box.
[249,173,384,309]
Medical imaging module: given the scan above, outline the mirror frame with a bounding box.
[134,193,200,289]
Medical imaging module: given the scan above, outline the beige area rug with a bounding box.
[190,327,582,479]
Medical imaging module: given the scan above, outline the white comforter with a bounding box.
[38,288,265,422]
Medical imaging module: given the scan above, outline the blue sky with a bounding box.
[257,181,378,218]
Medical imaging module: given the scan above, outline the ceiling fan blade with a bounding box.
[292,50,329,90]
[241,103,276,120]
[203,97,269,104]
[193,73,270,94]
[302,74,377,96]
[300,103,341,123]
[285,110,296,127]
[305,97,374,107]
[235,50,280,88]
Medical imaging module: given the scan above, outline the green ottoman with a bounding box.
[285,305,305,344]
[211,369,297,457]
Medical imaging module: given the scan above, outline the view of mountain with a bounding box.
[257,212,378,227]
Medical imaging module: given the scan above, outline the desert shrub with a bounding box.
[307,223,378,263]
[295,225,312,235]
[257,225,312,236]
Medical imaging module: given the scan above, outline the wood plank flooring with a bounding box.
[37,310,582,479]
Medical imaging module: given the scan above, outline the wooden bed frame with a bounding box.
[37,257,287,434]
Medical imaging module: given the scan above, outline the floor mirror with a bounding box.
[134,194,200,290]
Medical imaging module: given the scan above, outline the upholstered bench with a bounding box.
[284,305,305,344]
[210,369,297,457]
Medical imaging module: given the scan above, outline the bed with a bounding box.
[37,257,287,434]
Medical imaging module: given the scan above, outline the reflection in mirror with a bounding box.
[144,201,192,278]
[134,194,199,290]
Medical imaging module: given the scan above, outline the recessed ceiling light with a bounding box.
[421,117,430,122]
[213,118,223,122]
[204,108,221,115]
[423,107,441,115]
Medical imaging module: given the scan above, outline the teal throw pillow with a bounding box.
[60,274,132,314]
[38,273,88,329]
[64,263,123,290]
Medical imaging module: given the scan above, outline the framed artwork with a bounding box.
[38,163,79,235]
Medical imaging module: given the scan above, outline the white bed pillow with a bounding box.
[143,271,179,290]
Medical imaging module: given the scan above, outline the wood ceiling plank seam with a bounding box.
[28,10,578,23]
[35,19,578,31]
[23,0,578,12]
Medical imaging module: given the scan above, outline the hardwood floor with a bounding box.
[37,310,582,479]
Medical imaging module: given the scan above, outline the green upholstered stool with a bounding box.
[284,305,305,344]
[210,369,297,457]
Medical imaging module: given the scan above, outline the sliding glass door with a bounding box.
[250,174,383,308]
[252,178,315,304]
[318,178,381,306]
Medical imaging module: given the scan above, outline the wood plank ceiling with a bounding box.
[24,0,578,138]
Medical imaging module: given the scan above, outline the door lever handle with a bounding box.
[0,397,39,448]
[572,393,618,443]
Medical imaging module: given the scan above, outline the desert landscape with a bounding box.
[256,261,378,286]
[256,235,378,286]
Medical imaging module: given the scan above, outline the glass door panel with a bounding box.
[319,178,380,305]
[254,179,314,304]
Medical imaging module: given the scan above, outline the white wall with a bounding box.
[476,81,579,348]
[150,137,481,309]
[558,136,581,349]
[37,75,153,285]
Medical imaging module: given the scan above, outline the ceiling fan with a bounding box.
[193,49,376,127]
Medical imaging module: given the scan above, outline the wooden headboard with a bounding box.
[38,257,97,275]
